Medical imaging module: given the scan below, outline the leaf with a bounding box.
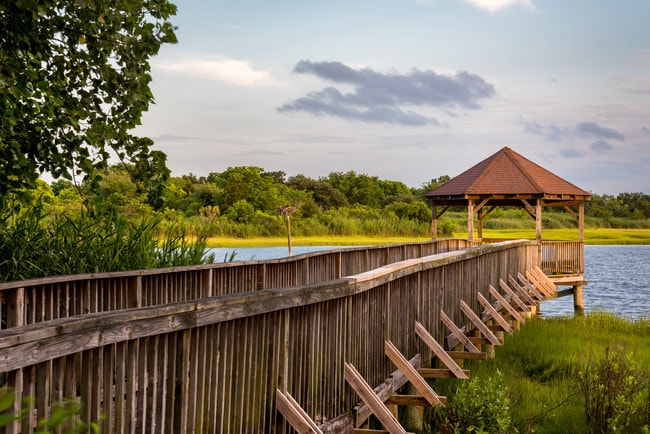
[0,392,14,413]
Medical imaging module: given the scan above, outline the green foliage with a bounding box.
[0,196,212,282]
[0,0,177,194]
[577,344,650,433]
[0,391,99,433]
[433,314,650,434]
[427,370,512,433]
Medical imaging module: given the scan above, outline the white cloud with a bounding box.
[155,56,278,87]
[462,0,536,13]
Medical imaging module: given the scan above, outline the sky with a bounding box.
[135,0,650,195]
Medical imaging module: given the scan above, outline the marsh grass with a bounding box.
[0,198,212,282]
[425,313,650,433]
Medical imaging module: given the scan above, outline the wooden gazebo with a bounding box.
[425,147,591,243]
[425,147,591,312]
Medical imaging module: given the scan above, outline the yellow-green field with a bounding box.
[204,228,650,247]
[471,228,650,244]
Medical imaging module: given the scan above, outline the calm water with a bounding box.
[206,245,650,320]
[541,245,650,320]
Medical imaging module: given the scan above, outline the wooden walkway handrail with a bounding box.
[0,239,546,433]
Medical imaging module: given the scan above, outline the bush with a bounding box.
[427,370,512,433]
[577,343,650,433]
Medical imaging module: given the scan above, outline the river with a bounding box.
[206,245,650,320]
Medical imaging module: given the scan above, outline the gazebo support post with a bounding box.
[573,202,585,314]
[535,199,542,243]
[477,207,483,240]
[578,203,585,242]
[467,200,474,241]
[431,204,438,239]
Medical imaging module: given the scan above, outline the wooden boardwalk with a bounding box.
[0,239,562,433]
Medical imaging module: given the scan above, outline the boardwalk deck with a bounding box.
[0,239,544,433]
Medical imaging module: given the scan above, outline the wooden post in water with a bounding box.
[573,284,584,315]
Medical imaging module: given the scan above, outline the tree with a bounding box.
[0,1,177,194]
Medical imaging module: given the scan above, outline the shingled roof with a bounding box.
[425,147,591,205]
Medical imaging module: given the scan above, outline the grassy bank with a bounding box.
[204,228,650,247]
[470,228,650,244]
[425,313,650,433]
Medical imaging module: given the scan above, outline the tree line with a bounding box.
[35,164,650,236]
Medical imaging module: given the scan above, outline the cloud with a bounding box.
[590,140,614,153]
[559,148,586,159]
[462,0,536,13]
[575,122,625,140]
[155,56,277,87]
[278,60,495,126]
[523,121,625,142]
[523,122,573,142]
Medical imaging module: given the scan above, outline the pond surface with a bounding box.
[541,245,650,320]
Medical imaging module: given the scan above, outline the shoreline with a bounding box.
[204,228,650,248]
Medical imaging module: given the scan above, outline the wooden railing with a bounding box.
[0,239,537,433]
[541,240,584,275]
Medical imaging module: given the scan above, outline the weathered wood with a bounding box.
[276,389,323,434]
[477,293,514,333]
[440,310,481,353]
[505,276,537,307]
[490,285,525,322]
[526,270,554,298]
[517,272,545,300]
[0,239,540,433]
[460,300,502,346]
[418,368,471,378]
[531,268,556,296]
[414,322,468,379]
[344,363,406,434]
[499,276,537,313]
[445,351,487,360]
[469,336,504,345]
[386,395,432,406]
[352,354,421,428]
[384,341,444,406]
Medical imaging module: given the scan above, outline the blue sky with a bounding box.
[135,0,650,194]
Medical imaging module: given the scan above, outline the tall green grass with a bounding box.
[425,313,650,433]
[0,197,213,282]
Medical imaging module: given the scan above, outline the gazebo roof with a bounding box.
[425,147,591,205]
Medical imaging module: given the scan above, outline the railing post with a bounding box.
[128,276,143,308]
[5,287,25,434]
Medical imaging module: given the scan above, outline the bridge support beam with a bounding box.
[573,284,584,315]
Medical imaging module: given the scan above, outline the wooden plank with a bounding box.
[517,272,545,301]
[440,310,481,353]
[276,389,323,434]
[526,270,553,298]
[498,280,530,313]
[506,276,537,306]
[459,300,501,346]
[468,336,504,345]
[384,341,444,406]
[386,395,431,406]
[414,322,468,379]
[528,268,553,296]
[489,285,524,322]
[353,429,390,434]
[533,267,558,295]
[344,363,406,434]
[353,354,421,427]
[418,368,471,378]
[477,293,514,333]
[445,351,487,360]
